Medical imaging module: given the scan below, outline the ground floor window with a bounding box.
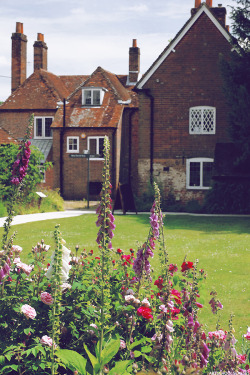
[67,137,79,153]
[87,136,105,159]
[186,158,213,189]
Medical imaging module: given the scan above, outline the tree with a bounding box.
[221,0,250,165]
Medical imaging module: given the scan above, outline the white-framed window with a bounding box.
[67,136,79,153]
[82,88,104,106]
[34,117,53,139]
[186,158,214,189]
[189,106,216,134]
[87,136,105,159]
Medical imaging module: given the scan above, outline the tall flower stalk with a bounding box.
[49,225,64,375]
[95,136,116,370]
[133,182,164,295]
[1,115,33,288]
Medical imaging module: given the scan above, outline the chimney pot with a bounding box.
[195,0,201,7]
[37,33,44,42]
[132,39,137,47]
[16,22,23,34]
[206,0,213,6]
[218,4,222,6]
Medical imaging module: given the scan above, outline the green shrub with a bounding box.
[12,189,64,215]
[204,181,250,214]
[0,200,7,217]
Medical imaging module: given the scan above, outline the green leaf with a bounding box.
[100,336,120,366]
[56,349,87,375]
[24,328,31,335]
[129,338,145,349]
[141,346,152,353]
[133,350,141,358]
[84,344,100,373]
[143,354,155,363]
[0,355,5,365]
[173,275,179,285]
[109,360,132,375]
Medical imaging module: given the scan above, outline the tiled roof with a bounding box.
[52,67,138,129]
[59,75,88,94]
[0,126,18,144]
[30,139,53,163]
[0,70,71,110]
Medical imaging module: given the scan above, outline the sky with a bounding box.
[0,0,236,101]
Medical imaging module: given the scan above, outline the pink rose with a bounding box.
[40,292,54,305]
[40,335,56,347]
[21,304,36,319]
[244,327,250,340]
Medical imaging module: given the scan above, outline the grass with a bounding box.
[1,213,249,345]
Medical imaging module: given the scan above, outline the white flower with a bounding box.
[45,240,71,282]
[125,294,135,303]
[141,298,150,307]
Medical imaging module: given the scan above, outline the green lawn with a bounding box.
[1,213,249,344]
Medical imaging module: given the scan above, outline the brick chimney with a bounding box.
[191,0,227,28]
[33,33,48,71]
[128,39,140,85]
[11,22,27,92]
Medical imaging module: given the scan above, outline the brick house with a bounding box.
[131,0,232,205]
[0,22,139,200]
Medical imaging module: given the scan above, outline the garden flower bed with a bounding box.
[0,130,249,374]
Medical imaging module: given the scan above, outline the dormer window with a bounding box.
[82,88,104,106]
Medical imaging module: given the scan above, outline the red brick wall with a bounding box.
[53,128,118,200]
[134,12,232,204]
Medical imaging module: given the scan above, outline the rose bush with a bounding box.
[0,136,249,374]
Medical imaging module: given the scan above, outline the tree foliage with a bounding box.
[221,0,250,165]
[0,144,51,202]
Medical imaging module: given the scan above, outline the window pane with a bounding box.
[189,162,200,187]
[203,109,215,133]
[45,118,52,137]
[190,109,202,134]
[203,162,213,187]
[69,138,78,150]
[36,118,42,137]
[89,139,97,154]
[93,90,101,105]
[84,90,92,105]
[98,138,104,158]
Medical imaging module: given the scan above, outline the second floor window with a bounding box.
[189,106,216,134]
[82,88,104,106]
[34,117,53,139]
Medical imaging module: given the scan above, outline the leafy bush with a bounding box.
[0,138,249,375]
[204,181,250,214]
[0,143,52,204]
[12,189,64,215]
[0,201,7,217]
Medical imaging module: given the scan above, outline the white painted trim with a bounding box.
[137,4,230,89]
[87,136,106,160]
[189,106,216,134]
[186,157,214,189]
[34,116,53,139]
[67,136,79,153]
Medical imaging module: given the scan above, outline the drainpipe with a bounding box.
[144,89,154,183]
[128,108,137,185]
[112,128,117,197]
[59,98,66,198]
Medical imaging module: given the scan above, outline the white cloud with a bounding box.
[120,4,149,12]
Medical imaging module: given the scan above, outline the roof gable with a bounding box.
[1,69,70,110]
[136,4,231,90]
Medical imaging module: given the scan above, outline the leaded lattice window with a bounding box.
[189,106,216,134]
